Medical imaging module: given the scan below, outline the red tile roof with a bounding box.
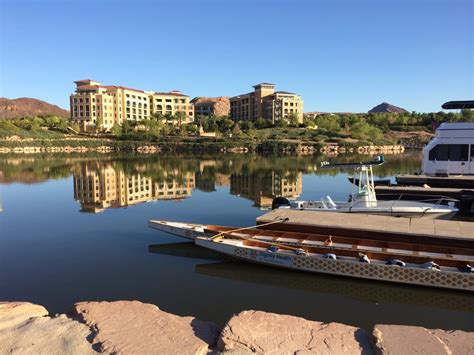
[154,91,189,97]
[103,85,146,94]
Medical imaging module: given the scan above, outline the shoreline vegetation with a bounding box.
[0,110,472,154]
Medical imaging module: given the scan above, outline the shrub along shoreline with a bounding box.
[0,136,405,155]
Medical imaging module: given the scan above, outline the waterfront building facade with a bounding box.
[229,83,304,124]
[70,80,194,131]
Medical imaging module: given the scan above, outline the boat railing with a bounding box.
[378,193,459,206]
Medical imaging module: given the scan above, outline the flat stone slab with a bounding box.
[73,300,220,355]
[0,302,96,354]
[218,310,372,354]
[373,324,474,355]
[0,302,48,330]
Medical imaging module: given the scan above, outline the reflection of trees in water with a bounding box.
[0,152,423,185]
[0,155,76,184]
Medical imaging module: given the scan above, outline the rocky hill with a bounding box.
[191,96,230,117]
[369,102,408,114]
[0,97,69,119]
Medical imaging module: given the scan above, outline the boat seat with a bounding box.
[325,196,337,209]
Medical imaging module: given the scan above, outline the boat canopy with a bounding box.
[441,101,474,110]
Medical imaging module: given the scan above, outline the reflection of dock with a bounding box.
[195,261,474,313]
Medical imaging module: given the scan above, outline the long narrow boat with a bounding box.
[148,220,474,259]
[195,236,474,292]
[149,219,474,290]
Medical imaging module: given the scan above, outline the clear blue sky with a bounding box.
[0,0,472,112]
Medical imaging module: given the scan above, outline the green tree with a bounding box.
[246,128,257,140]
[255,117,270,129]
[287,112,299,127]
[111,123,121,136]
[239,120,254,131]
[461,109,474,122]
[175,111,187,126]
[121,120,132,134]
[232,122,242,135]
[276,118,288,128]
[95,116,103,132]
[218,117,235,133]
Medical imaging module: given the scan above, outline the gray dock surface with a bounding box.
[257,209,474,242]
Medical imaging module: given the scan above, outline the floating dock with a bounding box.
[396,174,474,188]
[256,209,474,248]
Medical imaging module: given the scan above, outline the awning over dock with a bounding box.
[441,100,474,110]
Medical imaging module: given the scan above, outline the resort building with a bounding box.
[190,97,230,117]
[229,83,304,124]
[151,92,194,125]
[70,80,194,132]
[230,171,302,208]
[73,163,195,213]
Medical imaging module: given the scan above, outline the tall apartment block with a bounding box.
[229,83,304,124]
[70,80,194,132]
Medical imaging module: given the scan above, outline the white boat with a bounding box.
[422,121,474,176]
[148,220,206,240]
[274,156,459,219]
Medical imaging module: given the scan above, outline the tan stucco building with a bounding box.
[70,80,194,131]
[230,83,304,124]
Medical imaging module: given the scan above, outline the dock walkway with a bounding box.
[257,209,474,248]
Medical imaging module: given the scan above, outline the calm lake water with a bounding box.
[1,152,473,331]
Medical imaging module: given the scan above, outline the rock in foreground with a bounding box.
[73,300,220,355]
[218,310,372,354]
[0,302,96,354]
[373,324,474,355]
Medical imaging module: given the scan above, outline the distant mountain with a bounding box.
[368,102,408,114]
[0,97,69,119]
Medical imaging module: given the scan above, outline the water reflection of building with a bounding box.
[73,164,195,213]
[230,171,302,207]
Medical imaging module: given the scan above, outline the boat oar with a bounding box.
[210,217,289,240]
